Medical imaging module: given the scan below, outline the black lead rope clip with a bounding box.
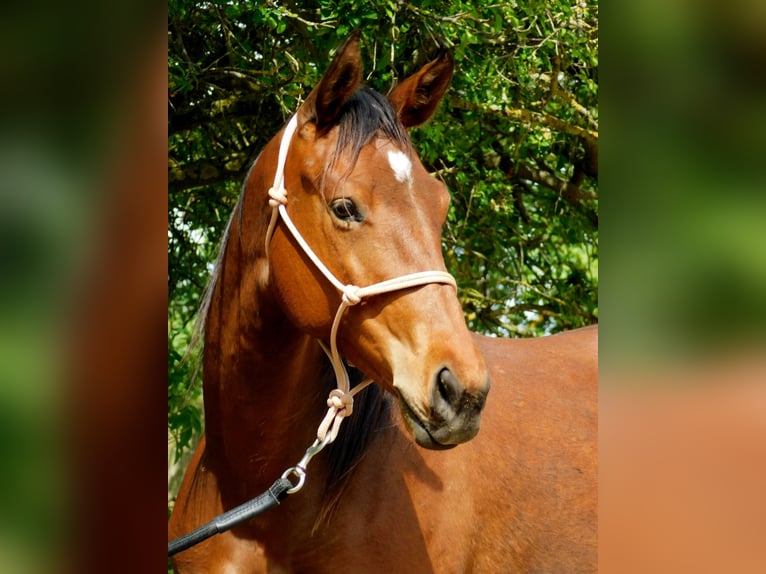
[168,476,293,557]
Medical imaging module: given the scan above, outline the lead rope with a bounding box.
[265,114,456,453]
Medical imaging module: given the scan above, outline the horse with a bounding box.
[168,33,597,573]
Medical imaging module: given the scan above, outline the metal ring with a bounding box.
[281,466,307,494]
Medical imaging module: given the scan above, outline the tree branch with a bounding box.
[451,96,598,145]
[169,153,253,193]
[170,92,280,135]
[532,54,599,131]
[512,162,597,203]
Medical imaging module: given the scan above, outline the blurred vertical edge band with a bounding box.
[68,7,168,574]
[0,1,167,573]
[601,0,766,572]
[68,15,168,574]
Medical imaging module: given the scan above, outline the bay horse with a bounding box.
[169,33,597,573]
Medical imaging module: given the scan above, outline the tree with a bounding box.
[168,0,598,490]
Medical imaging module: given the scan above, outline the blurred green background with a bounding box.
[601,0,766,371]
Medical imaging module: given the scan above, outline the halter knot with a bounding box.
[268,186,288,208]
[317,389,355,443]
[341,285,362,306]
[326,388,354,417]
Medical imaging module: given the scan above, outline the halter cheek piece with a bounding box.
[264,114,457,446]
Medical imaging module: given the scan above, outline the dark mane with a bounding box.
[328,86,412,176]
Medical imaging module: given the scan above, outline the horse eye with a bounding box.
[330,198,364,223]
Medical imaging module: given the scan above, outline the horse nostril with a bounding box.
[437,367,461,408]
[428,367,488,445]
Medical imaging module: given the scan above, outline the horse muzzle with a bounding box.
[396,367,490,450]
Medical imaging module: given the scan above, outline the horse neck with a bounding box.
[201,194,331,490]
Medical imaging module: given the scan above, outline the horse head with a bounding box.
[256,33,490,449]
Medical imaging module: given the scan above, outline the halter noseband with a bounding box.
[263,114,457,444]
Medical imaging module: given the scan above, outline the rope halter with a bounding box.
[264,114,457,444]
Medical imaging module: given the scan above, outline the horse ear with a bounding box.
[388,51,454,128]
[300,32,362,134]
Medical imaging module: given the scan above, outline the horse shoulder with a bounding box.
[170,437,267,573]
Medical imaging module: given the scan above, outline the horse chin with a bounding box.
[397,397,458,451]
